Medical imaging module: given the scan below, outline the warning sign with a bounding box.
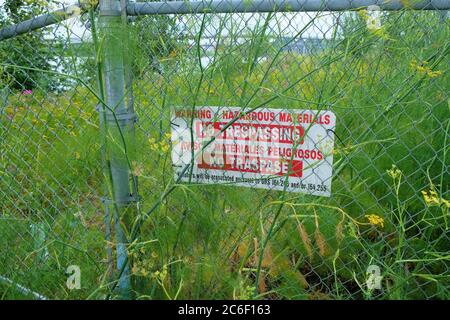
[171,106,335,197]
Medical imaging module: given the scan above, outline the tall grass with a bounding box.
[0,10,448,299]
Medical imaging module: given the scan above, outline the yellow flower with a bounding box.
[442,199,450,208]
[140,268,149,277]
[422,189,449,208]
[365,214,384,228]
[358,9,369,20]
[74,152,81,160]
[387,164,401,179]
[427,70,443,78]
[160,142,170,153]
[410,59,443,78]
[88,0,99,8]
[152,270,160,279]
[81,112,92,119]
[416,65,427,73]
[149,137,171,153]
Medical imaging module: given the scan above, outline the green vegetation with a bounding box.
[0,0,55,90]
[0,9,449,299]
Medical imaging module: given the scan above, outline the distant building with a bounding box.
[272,37,330,55]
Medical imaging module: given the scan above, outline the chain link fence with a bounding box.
[0,0,449,299]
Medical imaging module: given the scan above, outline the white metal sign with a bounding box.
[171,106,335,197]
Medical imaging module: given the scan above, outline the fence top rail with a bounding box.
[127,0,450,15]
[0,0,449,41]
[0,4,86,41]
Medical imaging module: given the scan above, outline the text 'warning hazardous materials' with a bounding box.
[171,106,335,197]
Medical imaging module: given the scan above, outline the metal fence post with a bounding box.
[98,0,135,299]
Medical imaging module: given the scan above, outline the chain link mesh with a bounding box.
[0,1,449,299]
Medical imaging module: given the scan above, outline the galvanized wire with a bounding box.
[0,1,449,299]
